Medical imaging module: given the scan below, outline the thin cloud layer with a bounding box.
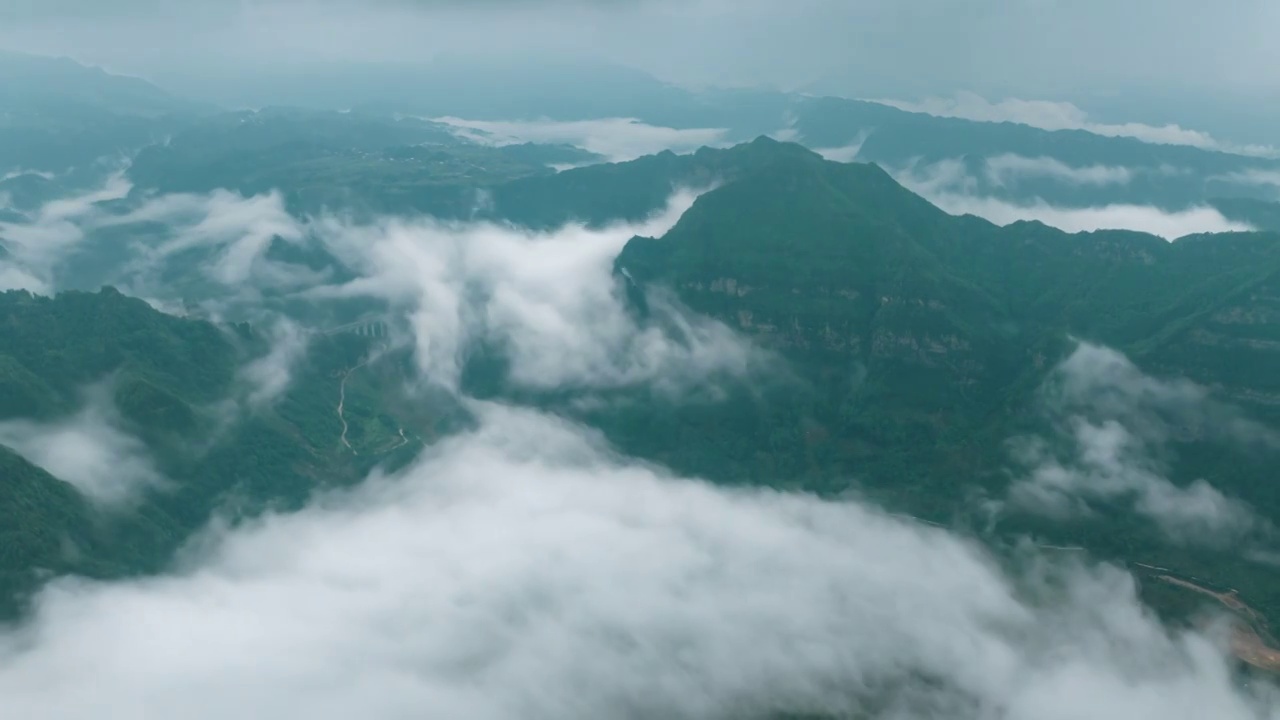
[0,402,1270,719]
[1009,343,1273,546]
[0,170,56,183]
[1010,419,1259,545]
[873,92,1278,157]
[237,319,310,409]
[0,384,165,506]
[0,173,132,294]
[433,116,729,162]
[812,131,870,163]
[938,197,1249,240]
[0,179,306,298]
[108,189,304,287]
[1211,169,1280,201]
[983,154,1136,187]
[892,158,1252,239]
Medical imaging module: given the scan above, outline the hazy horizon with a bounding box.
[3,0,1280,147]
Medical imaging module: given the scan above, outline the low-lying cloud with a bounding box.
[108,189,304,288]
[433,117,729,162]
[1211,169,1280,201]
[872,92,1278,158]
[983,153,1136,187]
[236,318,310,409]
[309,188,762,394]
[939,197,1249,240]
[5,165,377,310]
[0,169,56,183]
[812,132,870,163]
[892,158,1251,239]
[1008,343,1273,546]
[2,147,1279,719]
[0,402,1270,719]
[0,176,762,405]
[0,173,131,294]
[0,383,164,506]
[1011,418,1259,545]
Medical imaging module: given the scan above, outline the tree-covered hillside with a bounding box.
[124,107,602,215]
[0,289,448,618]
[7,138,1280,633]
[603,140,1280,618]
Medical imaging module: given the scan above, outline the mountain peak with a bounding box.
[0,50,203,118]
[698,136,824,168]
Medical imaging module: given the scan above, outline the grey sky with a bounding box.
[0,0,1276,101]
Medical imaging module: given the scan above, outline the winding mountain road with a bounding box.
[337,361,367,454]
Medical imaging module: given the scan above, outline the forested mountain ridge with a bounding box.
[15,47,1278,215]
[0,288,443,618]
[13,3,1280,708]
[611,140,1280,478]
[598,142,1280,615]
[6,137,1280,635]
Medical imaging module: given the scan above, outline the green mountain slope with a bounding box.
[790,95,1280,209]
[601,142,1280,616]
[0,288,446,619]
[612,142,1280,453]
[125,108,601,215]
[9,138,1280,628]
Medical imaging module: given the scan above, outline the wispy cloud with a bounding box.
[812,130,871,163]
[1011,419,1259,545]
[1008,343,1274,546]
[0,180,314,304]
[766,117,801,144]
[0,172,131,293]
[308,187,762,395]
[1210,169,1280,201]
[0,264,49,295]
[871,92,1279,157]
[433,117,729,162]
[0,169,57,183]
[0,179,755,407]
[983,153,1135,187]
[107,189,303,287]
[0,383,164,507]
[237,318,310,409]
[939,197,1249,240]
[892,158,1252,239]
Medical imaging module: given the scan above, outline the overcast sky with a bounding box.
[0,0,1275,101]
[1,1,1277,149]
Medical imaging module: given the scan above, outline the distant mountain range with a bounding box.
[0,51,205,174]
[0,50,206,118]
[5,49,1280,217]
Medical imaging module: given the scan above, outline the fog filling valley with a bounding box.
[0,171,1278,718]
[7,6,1280,711]
[0,402,1269,720]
